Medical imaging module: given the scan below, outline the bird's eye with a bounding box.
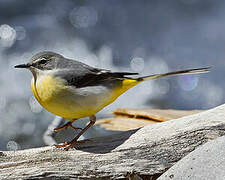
[39,59,47,64]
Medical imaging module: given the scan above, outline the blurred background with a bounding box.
[0,0,224,150]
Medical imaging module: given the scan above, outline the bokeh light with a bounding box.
[130,57,145,72]
[7,141,19,151]
[69,6,98,28]
[0,24,16,47]
[198,80,224,108]
[0,1,224,151]
[156,80,170,95]
[178,75,199,91]
[205,85,224,107]
[146,57,169,74]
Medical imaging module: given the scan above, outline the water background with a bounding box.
[0,0,224,150]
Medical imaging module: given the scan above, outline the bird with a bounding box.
[15,51,210,149]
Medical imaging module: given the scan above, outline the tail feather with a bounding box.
[137,67,211,81]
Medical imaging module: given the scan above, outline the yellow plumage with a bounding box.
[31,74,141,119]
[15,51,210,149]
[30,66,210,120]
[110,79,141,101]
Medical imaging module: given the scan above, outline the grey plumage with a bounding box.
[20,51,210,88]
[14,51,211,150]
[29,51,138,88]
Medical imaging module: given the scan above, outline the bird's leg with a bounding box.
[54,119,82,132]
[55,115,96,150]
[68,115,96,144]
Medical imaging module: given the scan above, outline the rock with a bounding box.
[1,104,225,179]
[158,135,225,180]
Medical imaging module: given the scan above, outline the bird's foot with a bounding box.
[54,121,82,132]
[54,115,96,150]
[55,139,91,150]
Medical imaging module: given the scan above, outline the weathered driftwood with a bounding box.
[113,108,203,121]
[96,108,203,131]
[1,104,225,180]
[43,109,202,146]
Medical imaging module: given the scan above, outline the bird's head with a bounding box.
[15,51,63,71]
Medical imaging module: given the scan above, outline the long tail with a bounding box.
[111,67,210,103]
[136,67,211,81]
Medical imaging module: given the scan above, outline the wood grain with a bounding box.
[96,109,203,131]
[1,105,225,179]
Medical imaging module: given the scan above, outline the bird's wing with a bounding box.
[55,58,138,88]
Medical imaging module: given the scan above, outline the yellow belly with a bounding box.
[31,75,140,119]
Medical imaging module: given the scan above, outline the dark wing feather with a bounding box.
[110,72,138,76]
[54,58,138,88]
[55,70,138,88]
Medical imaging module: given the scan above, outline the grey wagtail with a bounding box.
[15,51,210,149]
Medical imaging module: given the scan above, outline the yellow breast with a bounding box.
[30,74,115,119]
[33,75,67,102]
[31,74,141,119]
[31,74,72,118]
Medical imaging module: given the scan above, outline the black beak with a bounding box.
[14,63,30,68]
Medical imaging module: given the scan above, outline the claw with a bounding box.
[54,142,68,148]
[54,115,96,150]
[64,139,89,150]
[55,139,91,150]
